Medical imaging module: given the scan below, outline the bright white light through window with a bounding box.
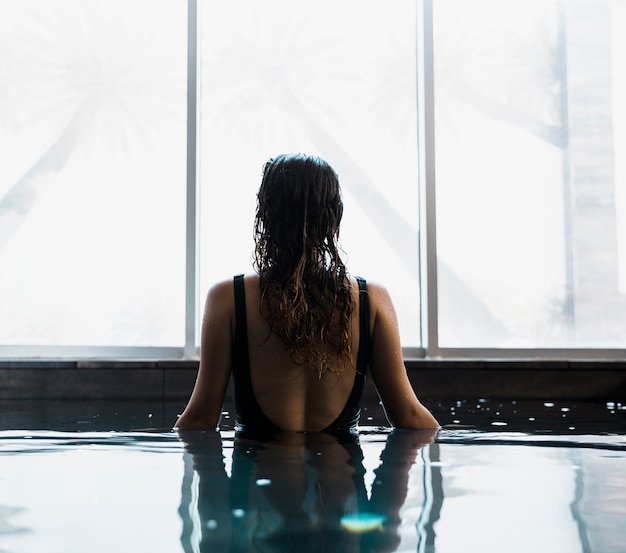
[198,0,422,346]
[0,1,187,347]
[434,0,626,348]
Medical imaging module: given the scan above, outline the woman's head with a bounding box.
[254,153,343,279]
[253,154,353,375]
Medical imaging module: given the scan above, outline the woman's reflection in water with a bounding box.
[178,428,437,553]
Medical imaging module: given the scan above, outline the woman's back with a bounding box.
[235,274,367,432]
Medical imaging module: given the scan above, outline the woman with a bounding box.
[175,153,439,433]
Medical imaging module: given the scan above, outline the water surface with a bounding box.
[1,420,624,553]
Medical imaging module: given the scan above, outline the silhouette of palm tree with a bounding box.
[0,2,184,251]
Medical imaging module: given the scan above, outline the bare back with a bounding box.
[240,275,364,432]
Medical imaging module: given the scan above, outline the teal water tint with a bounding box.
[178,428,438,553]
[0,425,625,552]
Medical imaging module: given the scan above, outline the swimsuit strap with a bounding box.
[323,276,370,433]
[232,274,278,435]
[233,274,248,368]
[355,276,371,374]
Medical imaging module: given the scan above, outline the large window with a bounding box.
[432,0,626,352]
[1,0,625,359]
[198,0,422,348]
[0,1,188,352]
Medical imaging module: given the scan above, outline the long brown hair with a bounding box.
[253,153,353,376]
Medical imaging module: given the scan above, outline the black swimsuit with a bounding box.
[232,274,371,437]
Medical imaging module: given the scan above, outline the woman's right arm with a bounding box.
[367,282,440,429]
[174,280,234,430]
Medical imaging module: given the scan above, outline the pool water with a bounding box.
[0,401,625,553]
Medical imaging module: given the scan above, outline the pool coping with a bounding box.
[0,359,624,401]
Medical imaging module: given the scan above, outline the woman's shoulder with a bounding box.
[205,274,260,301]
[350,277,398,331]
[351,276,391,302]
[206,278,233,298]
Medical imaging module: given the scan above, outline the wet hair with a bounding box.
[253,153,353,376]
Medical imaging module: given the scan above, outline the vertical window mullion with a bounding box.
[417,0,439,356]
[185,0,199,357]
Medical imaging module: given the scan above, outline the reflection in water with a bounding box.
[0,426,624,552]
[178,429,438,553]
